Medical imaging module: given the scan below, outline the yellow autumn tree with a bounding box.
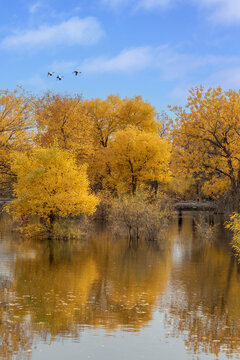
[84,95,158,148]
[35,93,94,163]
[171,86,240,211]
[165,176,194,200]
[0,88,34,190]
[84,95,159,190]
[7,147,99,234]
[107,126,171,194]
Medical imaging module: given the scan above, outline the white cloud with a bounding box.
[29,2,42,14]
[81,45,236,78]
[1,17,104,49]
[138,0,171,10]
[102,0,240,23]
[81,47,153,73]
[198,0,240,23]
[102,0,128,7]
[102,0,171,10]
[206,66,240,88]
[48,60,78,74]
[170,65,240,104]
[81,45,240,104]
[169,59,240,103]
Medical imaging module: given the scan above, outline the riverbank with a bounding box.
[174,201,217,212]
[0,197,218,214]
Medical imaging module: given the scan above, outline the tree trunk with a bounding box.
[131,176,137,195]
[152,180,158,195]
[48,211,55,239]
[231,186,240,212]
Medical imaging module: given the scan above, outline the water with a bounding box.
[0,212,240,360]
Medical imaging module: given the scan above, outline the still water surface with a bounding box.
[0,212,240,360]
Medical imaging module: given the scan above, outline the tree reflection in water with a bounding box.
[0,278,34,359]
[164,214,240,358]
[12,235,169,336]
[1,213,240,359]
[0,223,170,359]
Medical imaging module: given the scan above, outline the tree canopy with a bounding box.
[35,93,94,162]
[0,88,34,189]
[171,86,240,210]
[108,126,171,194]
[84,95,158,148]
[7,147,99,231]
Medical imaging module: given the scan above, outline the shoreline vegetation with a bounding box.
[0,86,240,256]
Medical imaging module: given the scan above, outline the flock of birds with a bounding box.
[47,70,82,81]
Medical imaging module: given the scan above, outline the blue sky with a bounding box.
[1,0,240,112]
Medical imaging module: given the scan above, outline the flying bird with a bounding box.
[47,72,54,76]
[56,75,63,80]
[73,70,82,76]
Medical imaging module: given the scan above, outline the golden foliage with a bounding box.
[171,86,240,208]
[107,126,171,194]
[226,213,240,259]
[0,88,34,188]
[167,175,196,199]
[6,146,99,231]
[35,93,94,162]
[84,95,158,148]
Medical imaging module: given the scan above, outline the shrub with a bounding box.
[226,213,240,260]
[109,191,172,242]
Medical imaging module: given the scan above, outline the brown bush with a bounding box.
[109,191,173,242]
